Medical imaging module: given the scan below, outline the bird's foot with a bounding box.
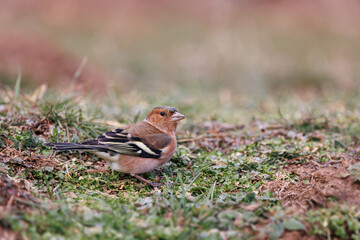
[132,174,162,187]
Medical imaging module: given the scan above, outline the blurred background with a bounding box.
[0,0,359,109]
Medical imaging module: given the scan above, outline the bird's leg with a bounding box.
[132,174,162,187]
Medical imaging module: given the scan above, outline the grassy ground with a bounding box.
[1,2,360,239]
[0,81,359,239]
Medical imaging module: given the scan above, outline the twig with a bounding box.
[211,181,216,201]
[71,56,88,89]
[86,169,107,173]
[177,132,239,143]
[177,134,209,143]
[310,160,321,167]
[6,194,15,211]
[14,197,41,207]
[53,184,61,194]
[0,167,9,173]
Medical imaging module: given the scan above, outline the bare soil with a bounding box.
[260,153,360,212]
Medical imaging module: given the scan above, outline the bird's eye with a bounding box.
[160,111,166,116]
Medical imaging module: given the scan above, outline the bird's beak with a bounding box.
[170,112,185,122]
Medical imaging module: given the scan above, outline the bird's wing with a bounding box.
[81,122,171,158]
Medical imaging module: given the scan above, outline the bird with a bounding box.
[45,106,185,187]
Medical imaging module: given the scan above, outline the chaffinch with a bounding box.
[45,106,185,186]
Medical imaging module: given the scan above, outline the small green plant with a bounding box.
[307,204,360,240]
[348,163,360,182]
[41,98,107,140]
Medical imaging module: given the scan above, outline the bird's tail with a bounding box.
[44,142,96,151]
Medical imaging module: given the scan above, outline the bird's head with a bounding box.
[145,106,185,133]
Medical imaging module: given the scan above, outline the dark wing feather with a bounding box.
[79,124,171,158]
[136,134,171,149]
[46,123,172,159]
